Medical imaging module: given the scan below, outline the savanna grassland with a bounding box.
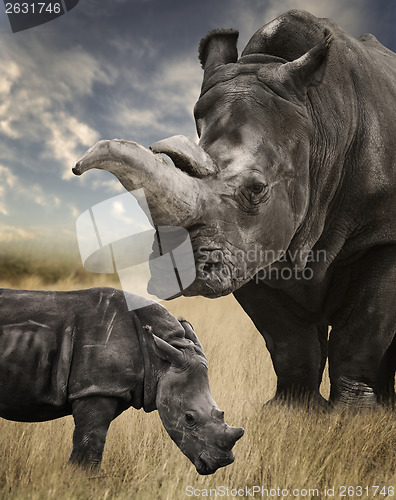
[0,242,395,499]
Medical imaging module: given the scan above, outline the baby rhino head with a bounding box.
[154,320,244,474]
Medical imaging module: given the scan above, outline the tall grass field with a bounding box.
[0,242,395,499]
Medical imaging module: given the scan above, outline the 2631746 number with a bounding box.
[5,3,62,14]
[339,486,394,497]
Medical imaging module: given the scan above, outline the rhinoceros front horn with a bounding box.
[223,426,245,451]
[73,138,201,227]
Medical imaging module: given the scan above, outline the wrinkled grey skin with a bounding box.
[73,11,396,408]
[0,287,243,473]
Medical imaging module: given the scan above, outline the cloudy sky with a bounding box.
[0,0,394,247]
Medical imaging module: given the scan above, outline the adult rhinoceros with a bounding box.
[73,11,396,408]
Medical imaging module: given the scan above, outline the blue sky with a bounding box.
[0,0,395,246]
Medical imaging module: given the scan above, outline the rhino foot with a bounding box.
[264,392,329,412]
[68,456,103,474]
[329,376,379,410]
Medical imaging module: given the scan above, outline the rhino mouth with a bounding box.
[147,241,250,298]
[185,246,244,297]
[195,452,235,475]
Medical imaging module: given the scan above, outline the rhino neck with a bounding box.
[290,23,396,276]
[287,34,363,272]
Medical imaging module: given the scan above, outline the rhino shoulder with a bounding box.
[358,33,396,57]
[133,300,185,343]
[76,286,128,310]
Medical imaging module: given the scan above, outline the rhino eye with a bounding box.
[240,182,269,208]
[249,183,265,194]
[185,412,195,425]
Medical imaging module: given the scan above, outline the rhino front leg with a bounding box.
[234,280,328,408]
[69,396,119,470]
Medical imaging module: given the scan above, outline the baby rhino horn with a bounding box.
[225,426,245,449]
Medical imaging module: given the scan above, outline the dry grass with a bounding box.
[0,270,395,499]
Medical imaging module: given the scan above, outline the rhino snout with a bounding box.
[194,425,244,475]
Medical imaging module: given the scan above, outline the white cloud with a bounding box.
[43,112,100,180]
[116,108,160,131]
[91,178,126,193]
[0,223,36,241]
[0,163,60,215]
[70,204,81,220]
[0,165,18,215]
[0,61,20,96]
[156,58,202,114]
[109,36,158,60]
[112,57,201,141]
[112,200,126,215]
[0,39,114,177]
[0,191,8,216]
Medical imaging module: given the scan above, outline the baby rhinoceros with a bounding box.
[0,287,244,474]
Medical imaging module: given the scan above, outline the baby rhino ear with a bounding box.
[279,30,333,102]
[152,335,186,367]
[179,320,204,352]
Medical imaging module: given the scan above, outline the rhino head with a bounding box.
[153,320,244,474]
[73,23,331,297]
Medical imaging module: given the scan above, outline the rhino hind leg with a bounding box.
[375,334,396,408]
[69,396,119,470]
[328,245,396,409]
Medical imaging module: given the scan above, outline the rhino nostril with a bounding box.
[200,249,224,275]
[210,250,223,262]
[203,261,222,274]
[211,408,225,420]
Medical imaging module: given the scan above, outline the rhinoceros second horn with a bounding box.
[150,135,217,178]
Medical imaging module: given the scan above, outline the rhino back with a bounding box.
[0,289,75,421]
[243,10,396,65]
[0,288,145,420]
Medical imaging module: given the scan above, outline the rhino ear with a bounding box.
[199,29,239,79]
[153,334,186,367]
[179,319,204,352]
[279,31,333,101]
